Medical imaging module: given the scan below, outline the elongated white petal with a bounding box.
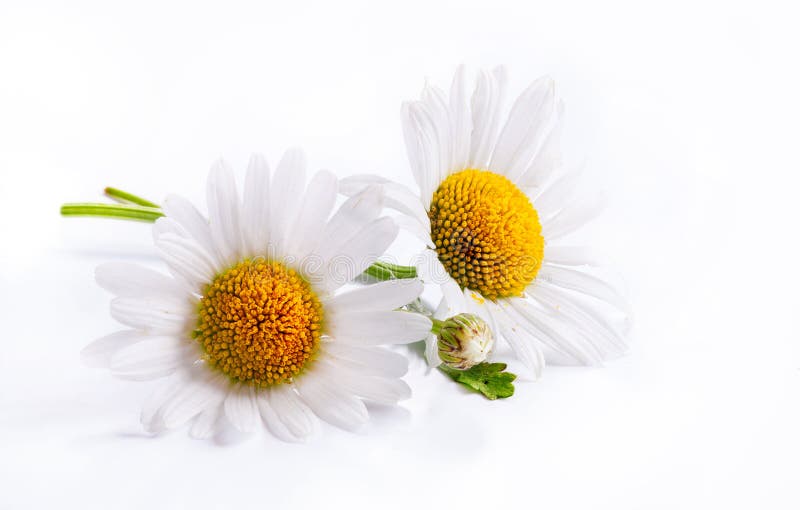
[519,99,565,187]
[541,194,605,240]
[315,184,382,259]
[318,360,410,404]
[536,264,629,313]
[156,234,217,291]
[96,262,186,299]
[257,393,299,442]
[264,385,317,441]
[469,66,507,169]
[189,405,222,439]
[286,170,337,260]
[159,369,227,430]
[241,153,271,257]
[224,385,258,433]
[294,371,368,432]
[532,172,579,221]
[206,159,242,265]
[532,282,628,356]
[493,306,545,379]
[490,76,557,182]
[269,148,307,258]
[81,330,145,368]
[328,310,432,345]
[110,335,193,381]
[544,246,601,267]
[324,279,423,313]
[318,217,398,292]
[322,343,409,377]
[162,194,221,265]
[110,296,190,334]
[507,298,603,366]
[449,64,472,172]
[339,175,431,232]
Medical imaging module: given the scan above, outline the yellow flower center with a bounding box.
[429,169,544,300]
[194,259,323,387]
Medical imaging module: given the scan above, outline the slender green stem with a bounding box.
[60,203,164,222]
[104,187,159,208]
[430,318,444,335]
[363,260,418,280]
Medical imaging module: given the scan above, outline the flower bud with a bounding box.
[436,313,494,370]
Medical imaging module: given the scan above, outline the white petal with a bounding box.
[285,170,337,260]
[322,343,409,377]
[340,175,431,232]
[541,194,604,240]
[494,306,545,379]
[507,298,602,366]
[519,99,565,187]
[241,153,271,257]
[403,101,441,205]
[224,385,258,433]
[544,246,601,267]
[449,64,472,173]
[531,171,579,221]
[206,159,243,265]
[490,76,557,182]
[532,282,628,357]
[109,335,193,381]
[269,148,307,258]
[161,194,221,265]
[324,279,423,313]
[327,310,432,345]
[141,373,186,433]
[96,262,185,299]
[314,185,382,262]
[420,83,453,181]
[468,66,507,169]
[189,405,221,439]
[294,371,368,432]
[319,360,410,404]
[156,233,217,290]
[423,298,449,367]
[317,217,398,292]
[263,385,317,441]
[81,330,144,368]
[110,296,190,334]
[159,368,228,430]
[536,264,629,313]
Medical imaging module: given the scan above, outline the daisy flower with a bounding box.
[80,150,431,441]
[342,67,630,379]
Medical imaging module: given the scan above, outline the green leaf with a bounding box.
[439,362,517,400]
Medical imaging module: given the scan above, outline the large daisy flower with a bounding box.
[82,150,431,441]
[342,67,630,378]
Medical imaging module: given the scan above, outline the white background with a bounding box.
[1,1,798,508]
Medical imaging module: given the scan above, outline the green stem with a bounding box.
[104,187,159,208]
[430,318,444,335]
[60,203,164,222]
[363,260,417,280]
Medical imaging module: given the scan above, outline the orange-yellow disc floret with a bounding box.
[194,259,323,387]
[429,169,545,300]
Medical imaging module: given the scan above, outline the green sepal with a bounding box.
[439,362,516,400]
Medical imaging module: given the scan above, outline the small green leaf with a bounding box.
[439,362,517,400]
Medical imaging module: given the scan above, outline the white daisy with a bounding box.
[81,149,431,441]
[341,67,630,379]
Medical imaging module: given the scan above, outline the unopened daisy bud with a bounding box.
[435,313,494,370]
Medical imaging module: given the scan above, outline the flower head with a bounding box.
[342,66,630,380]
[82,150,432,441]
[436,313,494,370]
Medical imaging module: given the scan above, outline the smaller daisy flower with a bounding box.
[342,66,630,380]
[81,150,431,441]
